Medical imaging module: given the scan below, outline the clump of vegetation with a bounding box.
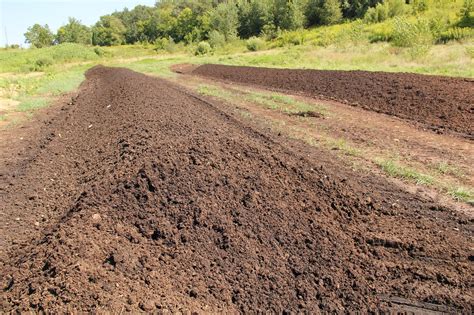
[376,158,434,185]
[246,37,265,51]
[195,41,212,55]
[31,57,53,71]
[391,17,434,57]
[364,0,408,24]
[208,31,226,48]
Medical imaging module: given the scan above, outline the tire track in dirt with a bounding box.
[192,64,474,138]
[1,66,472,312]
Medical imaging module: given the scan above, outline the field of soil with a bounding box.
[192,64,474,138]
[1,66,473,312]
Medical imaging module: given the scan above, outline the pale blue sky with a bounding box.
[0,0,156,46]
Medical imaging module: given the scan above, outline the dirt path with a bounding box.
[192,64,474,138]
[1,66,472,312]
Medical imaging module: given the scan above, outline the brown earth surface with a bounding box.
[191,64,474,138]
[1,66,473,313]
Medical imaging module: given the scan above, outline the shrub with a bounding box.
[31,57,53,71]
[155,37,178,53]
[246,36,265,51]
[278,30,305,46]
[364,0,407,24]
[412,0,428,13]
[364,4,388,24]
[391,17,433,48]
[195,41,212,55]
[261,24,281,40]
[94,47,105,56]
[208,30,226,48]
[459,0,474,28]
[367,23,393,43]
[439,27,474,43]
[391,17,435,58]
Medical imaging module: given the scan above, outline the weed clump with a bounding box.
[246,37,265,51]
[195,41,212,55]
[31,57,53,71]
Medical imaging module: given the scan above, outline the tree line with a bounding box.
[23,0,423,48]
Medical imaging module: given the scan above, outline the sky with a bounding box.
[0,0,156,46]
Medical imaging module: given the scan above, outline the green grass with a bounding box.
[0,114,6,121]
[449,187,474,203]
[16,97,50,112]
[375,158,434,185]
[327,138,362,157]
[197,84,327,116]
[434,161,464,178]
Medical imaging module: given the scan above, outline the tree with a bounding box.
[92,15,126,46]
[320,0,343,25]
[237,0,273,38]
[459,0,474,27]
[210,2,239,41]
[306,0,343,25]
[113,5,155,44]
[273,0,305,30]
[56,17,92,45]
[24,24,54,48]
[341,0,382,19]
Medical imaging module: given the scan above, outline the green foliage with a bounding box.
[238,0,272,38]
[306,0,343,26]
[208,31,226,48]
[458,0,474,27]
[364,0,408,23]
[16,97,50,112]
[272,0,305,30]
[376,158,434,185]
[210,2,239,41]
[412,0,428,13]
[278,30,305,46]
[24,24,54,48]
[56,17,92,45]
[92,15,126,46]
[31,57,53,71]
[391,17,433,47]
[439,27,474,43]
[195,41,212,55]
[246,37,266,51]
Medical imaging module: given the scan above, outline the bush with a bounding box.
[94,47,105,56]
[208,30,226,48]
[246,37,265,51]
[261,24,281,40]
[364,0,407,24]
[391,17,433,48]
[278,30,305,46]
[195,41,212,55]
[412,0,428,13]
[368,23,393,43]
[364,3,388,24]
[439,27,474,43]
[155,37,178,53]
[31,57,53,71]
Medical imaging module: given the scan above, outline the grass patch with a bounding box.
[197,84,235,100]
[0,114,6,121]
[434,161,464,177]
[375,158,434,185]
[449,187,474,203]
[16,97,50,112]
[327,138,362,157]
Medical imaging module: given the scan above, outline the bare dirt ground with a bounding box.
[192,64,474,139]
[173,70,473,216]
[1,66,473,313]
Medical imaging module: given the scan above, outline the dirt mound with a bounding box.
[192,64,474,138]
[1,66,472,313]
